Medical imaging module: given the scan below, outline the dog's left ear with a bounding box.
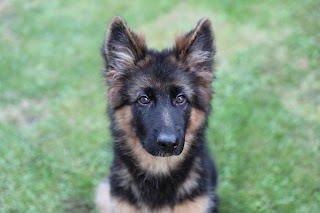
[175,18,215,73]
[175,18,215,108]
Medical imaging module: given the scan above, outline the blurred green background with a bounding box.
[0,0,319,212]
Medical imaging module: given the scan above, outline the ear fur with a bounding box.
[102,16,146,84]
[175,18,215,71]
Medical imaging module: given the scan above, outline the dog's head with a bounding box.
[103,17,215,157]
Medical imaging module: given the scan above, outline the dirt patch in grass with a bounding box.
[64,198,95,213]
[0,98,48,126]
[282,72,320,123]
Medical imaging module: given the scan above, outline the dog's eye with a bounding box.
[138,96,150,105]
[175,95,186,105]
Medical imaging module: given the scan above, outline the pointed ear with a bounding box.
[175,18,215,71]
[102,16,146,83]
[175,18,216,110]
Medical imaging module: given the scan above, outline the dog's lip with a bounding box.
[150,148,183,157]
[154,153,175,157]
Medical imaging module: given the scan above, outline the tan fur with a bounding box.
[187,108,205,133]
[114,106,137,140]
[112,198,139,213]
[173,195,210,213]
[113,107,205,175]
[140,206,173,213]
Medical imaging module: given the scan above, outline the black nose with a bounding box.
[157,133,178,153]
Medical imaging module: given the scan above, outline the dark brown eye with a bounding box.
[175,95,186,104]
[138,96,150,105]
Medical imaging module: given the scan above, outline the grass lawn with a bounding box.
[0,0,319,212]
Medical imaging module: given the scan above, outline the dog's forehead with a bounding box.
[136,57,190,88]
[127,54,194,96]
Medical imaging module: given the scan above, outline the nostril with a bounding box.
[158,142,167,148]
[157,133,178,152]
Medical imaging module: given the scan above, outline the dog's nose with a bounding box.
[157,133,178,152]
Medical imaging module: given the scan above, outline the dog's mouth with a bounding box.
[142,140,184,157]
[153,150,181,157]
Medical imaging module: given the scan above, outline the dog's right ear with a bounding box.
[102,16,146,84]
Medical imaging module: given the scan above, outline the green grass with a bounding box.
[0,0,319,212]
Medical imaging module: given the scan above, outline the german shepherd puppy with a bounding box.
[96,16,218,213]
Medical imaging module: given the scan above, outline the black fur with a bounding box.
[97,16,218,213]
